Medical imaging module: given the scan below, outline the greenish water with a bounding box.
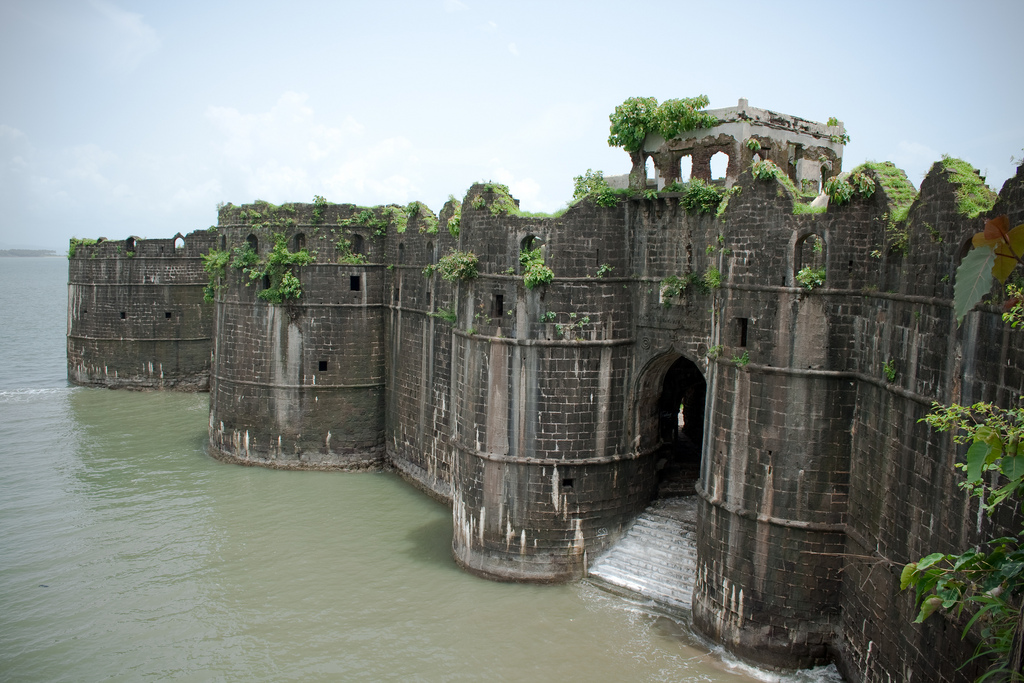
[0,258,839,681]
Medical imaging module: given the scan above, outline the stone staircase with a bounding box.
[588,496,698,613]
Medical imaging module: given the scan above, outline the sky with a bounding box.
[1,0,1022,251]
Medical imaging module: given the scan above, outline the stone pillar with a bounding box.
[726,140,744,187]
[691,146,712,183]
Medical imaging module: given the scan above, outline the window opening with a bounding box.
[493,294,504,318]
[125,237,135,252]
[293,233,306,251]
[737,318,748,347]
[165,311,173,319]
[561,478,574,489]
[350,275,361,291]
[120,311,126,319]
[174,236,184,250]
[710,152,729,180]
[679,155,692,182]
[318,360,328,372]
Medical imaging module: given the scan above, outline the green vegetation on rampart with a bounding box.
[941,156,998,218]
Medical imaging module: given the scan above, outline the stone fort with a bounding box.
[67,100,1024,681]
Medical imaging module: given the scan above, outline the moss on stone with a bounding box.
[940,156,997,218]
[853,161,918,222]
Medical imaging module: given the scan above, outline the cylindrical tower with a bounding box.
[207,201,389,469]
[67,231,214,389]
[446,185,656,581]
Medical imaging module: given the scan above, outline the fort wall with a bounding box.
[206,203,391,468]
[67,230,215,389]
[66,153,1024,682]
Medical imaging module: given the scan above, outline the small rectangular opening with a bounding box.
[737,318,748,347]
[561,478,574,489]
[318,360,328,372]
[426,291,432,306]
[493,294,504,318]
[165,311,172,319]
[350,275,361,291]
[394,288,400,302]
[120,311,126,319]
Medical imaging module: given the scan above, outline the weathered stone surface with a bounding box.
[67,231,216,390]
[67,156,1024,682]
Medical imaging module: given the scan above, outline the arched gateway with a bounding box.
[633,352,707,495]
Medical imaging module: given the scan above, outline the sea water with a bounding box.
[0,257,841,682]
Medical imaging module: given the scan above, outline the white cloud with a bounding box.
[203,93,431,205]
[444,0,469,12]
[493,167,543,209]
[508,42,519,57]
[88,0,161,71]
[206,92,363,168]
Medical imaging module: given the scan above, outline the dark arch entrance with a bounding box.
[657,356,706,496]
[659,357,705,448]
[635,353,706,497]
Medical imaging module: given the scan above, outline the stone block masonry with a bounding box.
[68,145,1024,681]
[67,230,216,390]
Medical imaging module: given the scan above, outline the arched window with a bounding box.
[174,236,185,250]
[710,152,729,181]
[520,235,543,273]
[679,155,692,182]
[646,155,658,183]
[352,234,364,256]
[246,234,258,255]
[293,233,306,251]
[426,241,434,264]
[219,235,226,250]
[795,233,827,287]
[125,237,135,253]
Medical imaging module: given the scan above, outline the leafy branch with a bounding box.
[520,247,553,289]
[954,215,1024,325]
[903,398,1024,680]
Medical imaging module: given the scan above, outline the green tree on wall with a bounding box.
[607,95,717,190]
[903,215,1024,681]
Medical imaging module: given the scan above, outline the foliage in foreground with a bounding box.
[954,216,1024,325]
[904,212,1024,681]
[902,399,1024,681]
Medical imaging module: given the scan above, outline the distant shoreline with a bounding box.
[0,250,61,257]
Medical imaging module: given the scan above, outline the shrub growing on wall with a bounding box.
[436,249,479,281]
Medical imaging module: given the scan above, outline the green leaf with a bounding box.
[954,245,996,325]
[900,562,919,590]
[1002,454,1024,481]
[966,440,993,484]
[917,553,946,571]
[952,548,980,571]
[915,595,943,623]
